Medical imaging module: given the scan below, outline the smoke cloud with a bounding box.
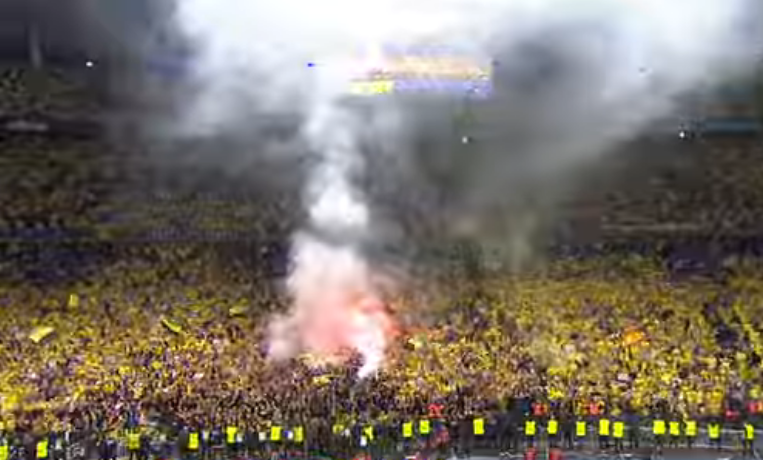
[171,0,761,373]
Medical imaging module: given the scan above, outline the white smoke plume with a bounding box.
[173,0,761,374]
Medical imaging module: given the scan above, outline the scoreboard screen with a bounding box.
[341,44,493,97]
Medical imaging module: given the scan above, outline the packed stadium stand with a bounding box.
[1,14,763,460]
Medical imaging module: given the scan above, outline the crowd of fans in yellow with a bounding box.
[1,249,762,437]
[0,67,762,457]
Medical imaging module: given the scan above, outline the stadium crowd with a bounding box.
[1,67,763,460]
[1,247,763,452]
[0,66,100,117]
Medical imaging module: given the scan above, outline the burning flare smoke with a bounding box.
[268,104,396,377]
[269,235,395,377]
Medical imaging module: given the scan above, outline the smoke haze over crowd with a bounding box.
[162,0,763,372]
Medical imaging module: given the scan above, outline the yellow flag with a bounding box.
[161,318,183,334]
[29,326,55,344]
[67,294,80,308]
[228,305,248,317]
[312,375,331,385]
